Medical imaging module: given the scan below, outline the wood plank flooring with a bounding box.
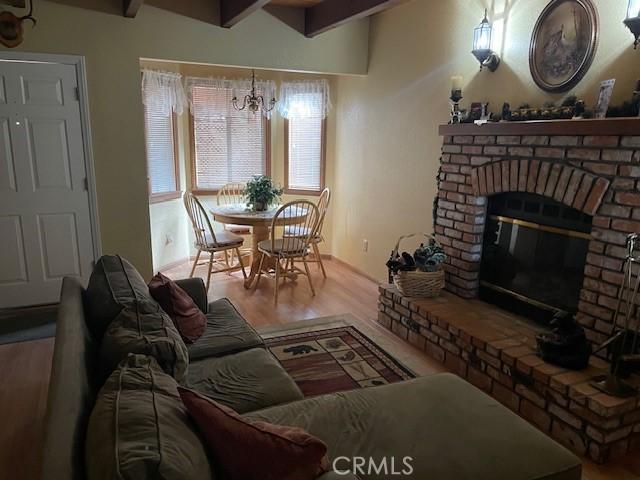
[0,258,639,479]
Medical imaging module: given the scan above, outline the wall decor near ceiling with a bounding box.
[529,0,598,93]
[0,0,36,48]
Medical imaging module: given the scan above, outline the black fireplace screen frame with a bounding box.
[479,192,593,325]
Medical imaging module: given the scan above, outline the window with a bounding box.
[285,114,325,194]
[282,87,327,195]
[190,83,270,193]
[143,88,180,203]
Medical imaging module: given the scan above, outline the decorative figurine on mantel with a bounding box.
[449,76,465,124]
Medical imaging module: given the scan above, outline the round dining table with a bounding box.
[210,204,307,289]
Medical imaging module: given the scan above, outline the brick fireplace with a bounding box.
[377,119,640,463]
[436,119,640,346]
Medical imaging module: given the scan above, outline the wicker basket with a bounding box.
[392,233,445,298]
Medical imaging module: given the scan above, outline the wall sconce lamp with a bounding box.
[472,9,500,72]
[625,0,640,48]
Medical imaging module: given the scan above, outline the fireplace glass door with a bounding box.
[480,193,592,323]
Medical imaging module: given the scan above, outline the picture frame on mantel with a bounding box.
[529,0,599,93]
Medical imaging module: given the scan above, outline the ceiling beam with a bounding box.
[221,0,271,28]
[305,0,404,37]
[123,0,143,18]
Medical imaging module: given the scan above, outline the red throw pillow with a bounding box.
[178,387,329,480]
[148,272,206,344]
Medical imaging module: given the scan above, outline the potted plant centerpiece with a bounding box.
[244,175,283,212]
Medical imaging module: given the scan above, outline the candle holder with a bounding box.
[450,89,463,124]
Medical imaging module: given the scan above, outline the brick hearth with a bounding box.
[377,285,640,464]
[436,119,640,347]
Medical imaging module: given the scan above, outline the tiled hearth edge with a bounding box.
[378,285,640,464]
[435,119,640,348]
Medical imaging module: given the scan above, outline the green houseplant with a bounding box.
[244,175,283,211]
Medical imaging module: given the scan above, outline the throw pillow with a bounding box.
[178,387,328,480]
[85,255,152,340]
[148,272,206,344]
[100,299,189,382]
[86,354,212,480]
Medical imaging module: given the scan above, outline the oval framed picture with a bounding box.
[529,0,598,93]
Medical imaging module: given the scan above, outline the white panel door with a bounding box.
[0,61,96,307]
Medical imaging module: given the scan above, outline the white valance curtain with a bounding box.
[278,79,331,120]
[141,69,188,116]
[185,76,278,119]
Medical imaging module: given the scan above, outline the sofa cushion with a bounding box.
[85,355,212,480]
[100,300,189,382]
[246,374,582,480]
[188,298,264,361]
[179,387,328,480]
[186,348,303,413]
[85,255,151,339]
[149,272,207,344]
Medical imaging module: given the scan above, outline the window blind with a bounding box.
[191,84,267,191]
[143,85,178,196]
[286,92,324,192]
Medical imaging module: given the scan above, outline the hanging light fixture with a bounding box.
[625,0,640,49]
[471,9,500,72]
[232,70,276,114]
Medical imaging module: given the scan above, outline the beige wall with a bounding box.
[143,61,337,271]
[332,0,639,282]
[4,0,368,278]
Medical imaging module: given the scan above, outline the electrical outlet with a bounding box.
[363,239,368,253]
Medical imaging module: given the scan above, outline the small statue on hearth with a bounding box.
[536,311,592,370]
[573,100,586,118]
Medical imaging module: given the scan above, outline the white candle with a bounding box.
[451,76,463,92]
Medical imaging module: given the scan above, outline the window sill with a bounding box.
[149,191,182,204]
[284,188,322,197]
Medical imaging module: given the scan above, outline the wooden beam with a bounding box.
[123,0,143,18]
[221,0,271,28]
[305,0,405,37]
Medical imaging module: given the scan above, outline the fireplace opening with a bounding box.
[479,193,592,325]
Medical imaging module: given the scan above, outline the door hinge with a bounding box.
[83,177,89,191]
[74,87,80,101]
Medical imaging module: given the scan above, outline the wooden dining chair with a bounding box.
[217,183,251,267]
[254,200,320,304]
[183,191,247,292]
[284,187,331,278]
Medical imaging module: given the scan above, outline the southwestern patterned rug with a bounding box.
[264,324,415,397]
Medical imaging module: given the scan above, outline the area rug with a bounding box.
[264,324,415,397]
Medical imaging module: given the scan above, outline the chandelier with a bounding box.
[232,70,276,114]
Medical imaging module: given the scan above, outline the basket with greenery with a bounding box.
[386,233,447,297]
[243,175,283,211]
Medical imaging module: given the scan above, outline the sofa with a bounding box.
[41,256,582,480]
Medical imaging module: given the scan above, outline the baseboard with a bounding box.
[329,255,381,285]
[156,256,196,272]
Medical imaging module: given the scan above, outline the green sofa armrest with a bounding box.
[174,277,208,314]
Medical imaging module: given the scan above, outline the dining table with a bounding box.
[209,204,307,289]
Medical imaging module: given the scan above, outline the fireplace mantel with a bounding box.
[439,118,640,136]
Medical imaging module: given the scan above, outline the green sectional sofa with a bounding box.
[40,256,582,480]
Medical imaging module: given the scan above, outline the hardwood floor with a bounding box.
[0,257,639,479]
